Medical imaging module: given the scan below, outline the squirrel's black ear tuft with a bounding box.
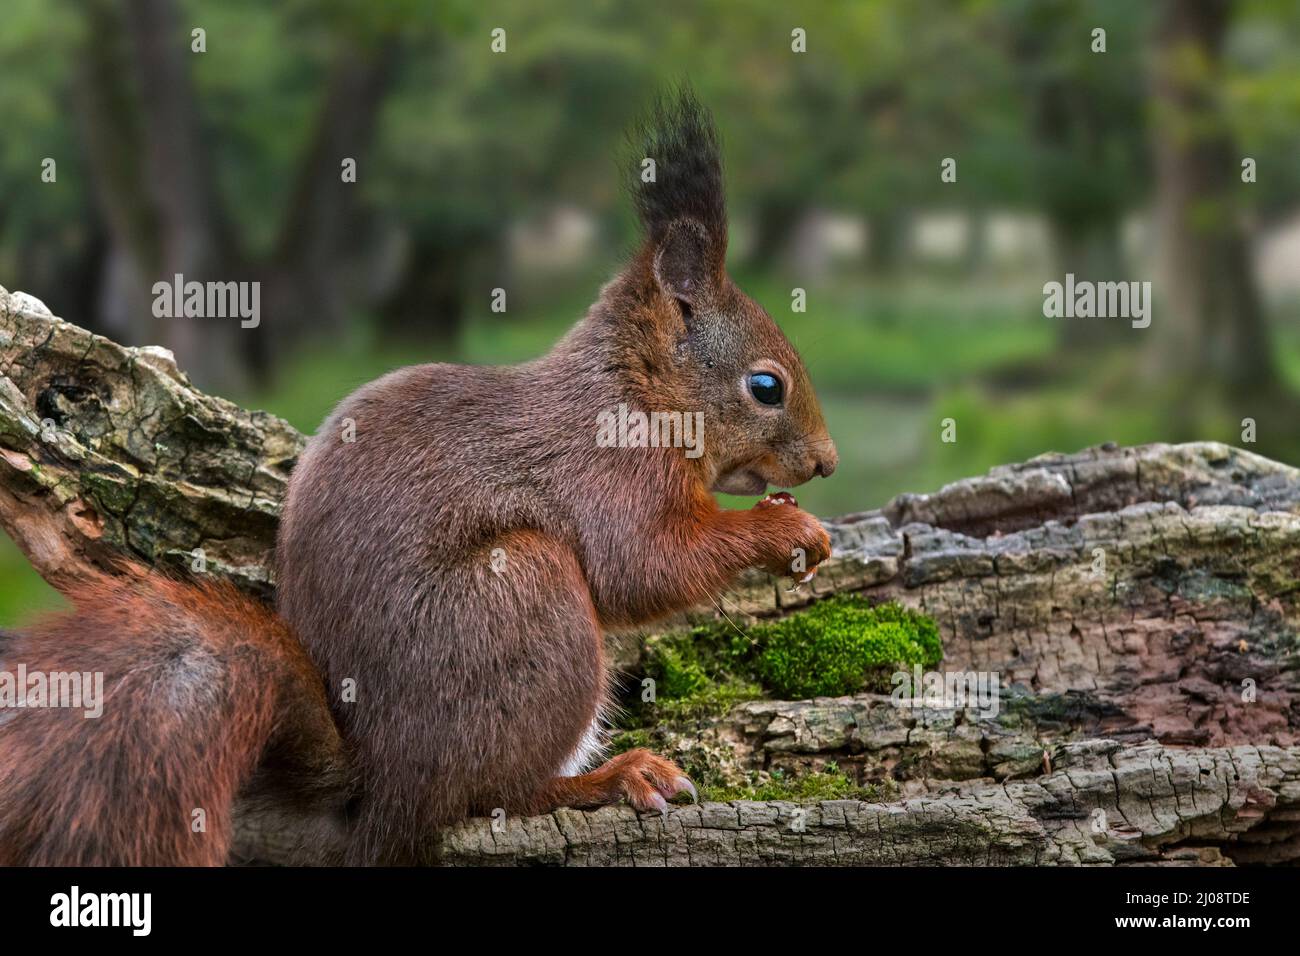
[627,85,727,262]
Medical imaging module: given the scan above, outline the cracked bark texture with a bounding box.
[3,286,1299,866]
[434,742,1300,866]
[638,440,1300,752]
[0,285,300,597]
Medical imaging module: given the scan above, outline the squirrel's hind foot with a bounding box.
[537,748,696,817]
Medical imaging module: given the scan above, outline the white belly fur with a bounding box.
[558,710,608,777]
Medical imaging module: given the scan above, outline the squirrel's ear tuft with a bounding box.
[627,85,727,275]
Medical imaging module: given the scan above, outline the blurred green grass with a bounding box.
[3,279,1297,626]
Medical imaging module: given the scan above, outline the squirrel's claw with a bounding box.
[792,568,818,587]
[782,560,821,593]
[644,792,670,817]
[651,774,697,808]
[608,749,695,816]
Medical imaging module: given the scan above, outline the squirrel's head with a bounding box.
[616,87,837,495]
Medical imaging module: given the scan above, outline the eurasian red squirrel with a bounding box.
[0,89,837,865]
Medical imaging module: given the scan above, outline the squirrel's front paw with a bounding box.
[754,496,832,579]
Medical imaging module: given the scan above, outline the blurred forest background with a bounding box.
[2,0,1299,622]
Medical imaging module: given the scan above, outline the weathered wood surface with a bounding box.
[670,441,1300,751]
[0,285,300,596]
[435,741,1300,866]
[3,284,1298,865]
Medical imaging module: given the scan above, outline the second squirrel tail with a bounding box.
[0,569,342,866]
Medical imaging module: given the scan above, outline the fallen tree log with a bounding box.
[3,284,1298,866]
[0,286,299,596]
[434,741,1300,866]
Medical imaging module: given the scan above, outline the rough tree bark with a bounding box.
[2,285,1298,866]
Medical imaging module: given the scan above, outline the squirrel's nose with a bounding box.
[813,445,838,479]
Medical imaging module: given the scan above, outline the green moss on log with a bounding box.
[641,594,942,711]
[753,596,942,698]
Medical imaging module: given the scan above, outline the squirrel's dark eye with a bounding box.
[748,372,784,406]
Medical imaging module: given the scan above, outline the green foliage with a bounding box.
[649,643,710,700]
[0,547,65,626]
[752,597,943,699]
[645,635,764,723]
[640,595,942,716]
[641,618,761,721]
[604,728,652,756]
[737,276,1054,394]
[702,763,896,804]
[619,598,941,802]
[654,679,766,724]
[926,348,1300,495]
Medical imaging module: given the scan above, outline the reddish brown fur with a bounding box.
[276,97,837,864]
[0,92,836,866]
[0,571,344,865]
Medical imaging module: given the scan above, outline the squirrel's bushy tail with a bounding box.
[0,570,334,866]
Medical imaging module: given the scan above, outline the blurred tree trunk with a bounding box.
[962,206,988,275]
[1147,0,1274,393]
[71,0,162,345]
[378,231,469,347]
[1049,219,1127,350]
[1030,78,1129,351]
[376,223,513,348]
[250,41,397,383]
[866,209,907,274]
[70,0,395,392]
[1005,1,1147,354]
[747,196,804,270]
[123,0,248,390]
